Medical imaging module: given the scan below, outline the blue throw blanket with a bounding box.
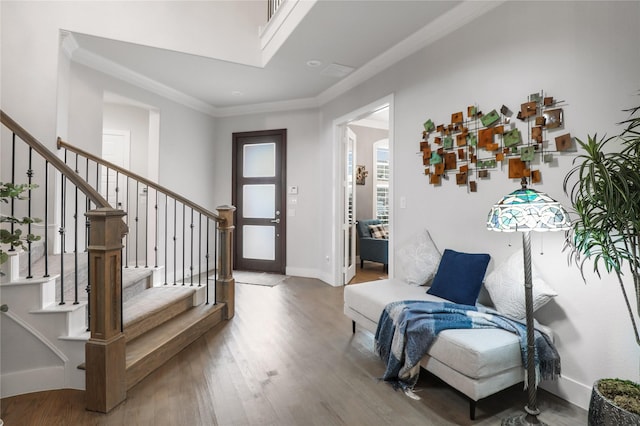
[374,300,561,392]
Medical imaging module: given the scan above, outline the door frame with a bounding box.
[232,129,287,274]
[343,127,357,284]
[332,94,394,286]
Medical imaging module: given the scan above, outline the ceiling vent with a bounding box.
[320,63,355,78]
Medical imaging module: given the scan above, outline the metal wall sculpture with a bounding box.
[419,90,573,192]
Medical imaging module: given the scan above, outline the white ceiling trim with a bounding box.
[62,1,505,119]
[67,34,219,117]
[315,0,506,107]
[214,96,319,118]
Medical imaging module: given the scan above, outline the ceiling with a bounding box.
[69,1,499,117]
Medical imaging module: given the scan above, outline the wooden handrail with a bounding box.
[57,138,222,223]
[1,111,111,208]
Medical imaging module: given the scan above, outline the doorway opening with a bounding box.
[102,93,160,267]
[335,96,393,286]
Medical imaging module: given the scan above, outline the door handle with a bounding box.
[270,218,280,224]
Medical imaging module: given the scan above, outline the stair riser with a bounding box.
[126,306,224,390]
[125,295,193,342]
[31,304,88,337]
[1,278,58,311]
[122,275,152,301]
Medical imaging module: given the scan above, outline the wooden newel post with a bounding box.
[216,205,236,320]
[85,208,128,413]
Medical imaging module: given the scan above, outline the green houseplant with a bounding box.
[0,182,40,267]
[563,98,640,423]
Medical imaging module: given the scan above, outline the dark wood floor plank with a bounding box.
[1,275,587,425]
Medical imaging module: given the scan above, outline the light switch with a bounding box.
[288,186,298,194]
[400,196,406,209]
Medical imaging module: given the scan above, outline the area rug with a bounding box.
[232,270,288,287]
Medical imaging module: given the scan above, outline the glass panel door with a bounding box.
[233,131,286,273]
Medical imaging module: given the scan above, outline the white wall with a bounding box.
[318,1,640,409]
[1,1,263,152]
[67,62,220,211]
[349,124,389,223]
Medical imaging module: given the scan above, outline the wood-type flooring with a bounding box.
[1,275,587,425]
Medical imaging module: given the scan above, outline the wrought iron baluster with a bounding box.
[59,160,67,305]
[145,185,149,268]
[214,220,218,305]
[164,194,168,285]
[190,208,194,286]
[154,189,158,268]
[182,203,186,285]
[135,180,139,268]
[125,178,129,268]
[73,153,79,304]
[206,219,210,303]
[85,158,90,251]
[26,147,33,278]
[198,212,202,287]
[44,161,50,278]
[9,133,16,251]
[173,199,177,285]
[105,166,109,203]
[115,171,119,209]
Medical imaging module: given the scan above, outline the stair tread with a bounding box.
[126,302,224,366]
[123,286,195,326]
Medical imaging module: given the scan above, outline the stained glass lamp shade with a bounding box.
[487,181,571,233]
[487,178,570,426]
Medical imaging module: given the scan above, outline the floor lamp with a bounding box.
[487,177,570,426]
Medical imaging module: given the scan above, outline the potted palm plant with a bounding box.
[563,97,640,424]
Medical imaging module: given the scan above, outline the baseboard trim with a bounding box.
[540,374,592,410]
[1,366,68,398]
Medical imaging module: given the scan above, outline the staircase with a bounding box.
[0,110,236,412]
[1,239,224,396]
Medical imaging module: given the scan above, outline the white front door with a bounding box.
[343,127,357,284]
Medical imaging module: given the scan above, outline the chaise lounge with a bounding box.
[343,232,557,420]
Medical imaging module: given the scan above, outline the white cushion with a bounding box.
[484,249,557,320]
[395,229,441,285]
[344,279,528,378]
[344,279,445,324]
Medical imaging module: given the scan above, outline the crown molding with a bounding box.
[60,30,79,59]
[70,43,219,117]
[315,0,505,107]
[214,96,319,118]
[64,1,505,119]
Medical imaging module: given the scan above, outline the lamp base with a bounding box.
[502,413,548,426]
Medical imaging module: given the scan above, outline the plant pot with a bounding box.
[588,379,640,426]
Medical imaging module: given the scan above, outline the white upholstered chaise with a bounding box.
[344,278,551,420]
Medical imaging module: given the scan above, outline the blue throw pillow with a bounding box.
[427,249,491,305]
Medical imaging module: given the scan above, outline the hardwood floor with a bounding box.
[350,261,388,284]
[1,276,586,425]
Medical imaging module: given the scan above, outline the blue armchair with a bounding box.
[356,219,388,269]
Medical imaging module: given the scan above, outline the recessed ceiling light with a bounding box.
[306,59,322,68]
[231,91,243,96]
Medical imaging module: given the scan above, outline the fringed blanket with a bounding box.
[374,300,561,392]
